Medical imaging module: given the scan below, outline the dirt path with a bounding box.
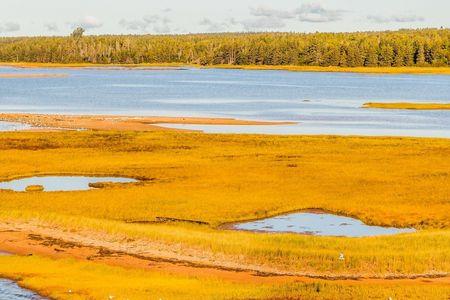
[0,113,294,132]
[0,224,448,286]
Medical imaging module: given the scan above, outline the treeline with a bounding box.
[1,29,450,67]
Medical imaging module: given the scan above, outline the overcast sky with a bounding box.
[1,0,449,37]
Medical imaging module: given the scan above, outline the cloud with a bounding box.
[119,15,172,33]
[70,16,103,29]
[367,14,425,23]
[44,22,58,32]
[295,3,344,23]
[240,17,286,31]
[231,2,344,31]
[119,19,148,31]
[249,5,295,19]
[199,18,228,32]
[236,2,344,31]
[0,22,20,33]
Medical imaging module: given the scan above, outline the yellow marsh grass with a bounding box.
[0,131,449,276]
[363,102,450,110]
[3,211,449,278]
[0,255,448,300]
[210,65,450,75]
[24,185,44,192]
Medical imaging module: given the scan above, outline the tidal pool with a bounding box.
[0,279,45,300]
[231,212,416,237]
[0,121,30,131]
[0,176,138,192]
[0,252,46,299]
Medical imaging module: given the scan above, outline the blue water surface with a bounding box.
[1,66,449,137]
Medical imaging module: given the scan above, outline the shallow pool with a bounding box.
[231,212,416,237]
[0,121,30,131]
[0,279,45,300]
[0,252,46,299]
[0,176,138,192]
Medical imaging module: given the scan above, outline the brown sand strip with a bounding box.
[0,113,295,132]
[0,230,305,285]
[0,227,448,285]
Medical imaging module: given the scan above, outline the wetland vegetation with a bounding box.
[0,130,449,299]
[363,102,450,110]
[1,28,450,299]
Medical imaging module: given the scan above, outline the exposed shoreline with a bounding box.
[0,73,68,78]
[2,62,450,75]
[0,113,294,132]
[0,226,447,283]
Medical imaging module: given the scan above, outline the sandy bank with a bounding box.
[2,62,450,75]
[0,73,68,78]
[0,226,447,284]
[0,113,294,132]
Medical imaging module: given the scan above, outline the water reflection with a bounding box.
[0,176,138,192]
[232,212,416,237]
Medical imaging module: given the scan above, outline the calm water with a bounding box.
[0,279,45,300]
[0,253,45,300]
[0,176,137,192]
[0,121,30,131]
[232,212,416,237]
[1,66,450,137]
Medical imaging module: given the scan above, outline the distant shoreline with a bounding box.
[363,102,450,110]
[2,62,450,75]
[0,73,68,78]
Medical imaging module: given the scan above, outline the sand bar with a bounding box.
[0,113,294,132]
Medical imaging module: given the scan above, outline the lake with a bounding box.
[1,66,449,137]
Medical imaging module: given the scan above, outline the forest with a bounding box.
[0,29,449,67]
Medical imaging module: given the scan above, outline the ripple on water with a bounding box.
[231,212,416,237]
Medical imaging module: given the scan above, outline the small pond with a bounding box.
[231,212,416,237]
[0,121,31,132]
[0,176,138,192]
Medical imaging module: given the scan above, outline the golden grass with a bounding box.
[0,130,448,279]
[24,185,44,192]
[1,255,448,300]
[210,65,450,74]
[2,62,450,74]
[363,102,450,110]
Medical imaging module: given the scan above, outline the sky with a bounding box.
[0,0,449,37]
